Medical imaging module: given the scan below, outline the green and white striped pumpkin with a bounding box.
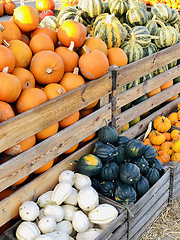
[130,26,151,48]
[143,42,157,57]
[93,14,126,48]
[78,0,105,18]
[168,61,177,69]
[129,0,146,10]
[153,65,168,76]
[168,9,179,26]
[126,6,148,27]
[145,18,158,36]
[140,72,154,83]
[121,40,144,63]
[122,23,132,40]
[151,4,172,23]
[109,0,129,18]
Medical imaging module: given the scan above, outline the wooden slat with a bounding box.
[116,43,180,88]
[109,221,128,240]
[114,65,180,109]
[115,84,180,129]
[118,98,180,137]
[0,104,111,191]
[0,73,112,153]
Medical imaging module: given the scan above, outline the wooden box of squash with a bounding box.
[168,161,180,200]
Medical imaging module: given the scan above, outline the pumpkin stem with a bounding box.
[154,19,166,28]
[125,200,134,218]
[106,14,113,24]
[73,67,79,75]
[0,23,5,31]
[2,67,9,73]
[150,35,159,40]
[58,88,65,95]
[68,41,75,51]
[95,34,101,38]
[70,160,78,165]
[2,39,10,47]
[20,0,25,6]
[46,68,53,74]
[83,45,91,54]
[174,24,179,33]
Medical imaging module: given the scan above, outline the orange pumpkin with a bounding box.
[55,41,79,73]
[0,45,16,73]
[0,31,2,45]
[150,130,166,145]
[152,145,161,151]
[29,33,54,54]
[59,111,80,128]
[6,39,32,68]
[12,175,29,186]
[162,132,172,141]
[153,116,171,132]
[166,94,179,103]
[4,135,36,156]
[36,123,59,141]
[0,71,21,103]
[143,138,152,146]
[171,152,180,162]
[82,100,99,110]
[168,112,178,125]
[160,80,173,91]
[174,121,180,128]
[178,102,180,109]
[0,101,15,122]
[160,141,174,155]
[0,188,15,201]
[30,26,58,46]
[59,67,85,92]
[33,159,54,174]
[172,139,180,153]
[4,0,16,15]
[156,150,171,164]
[80,108,95,118]
[35,0,55,12]
[63,143,79,154]
[146,87,161,98]
[21,34,30,45]
[57,19,86,48]
[43,83,67,100]
[13,5,39,32]
[0,2,4,16]
[171,129,180,140]
[16,87,48,113]
[0,21,22,41]
[79,47,109,80]
[107,47,128,67]
[81,132,96,142]
[12,67,36,90]
[30,51,64,85]
[177,109,180,120]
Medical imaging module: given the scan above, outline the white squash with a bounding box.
[37,191,53,207]
[64,187,78,206]
[45,231,69,240]
[38,216,56,233]
[58,170,75,185]
[16,221,40,240]
[76,228,103,240]
[34,235,53,240]
[98,222,112,229]
[44,204,64,222]
[61,204,78,221]
[88,204,118,225]
[36,209,45,225]
[51,182,72,205]
[77,186,99,212]
[69,237,74,240]
[55,220,72,235]
[74,173,91,190]
[19,201,39,221]
[72,210,89,233]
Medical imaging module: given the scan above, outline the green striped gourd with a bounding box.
[130,26,151,48]
[151,3,172,23]
[147,11,153,21]
[109,0,129,18]
[78,0,105,18]
[126,5,148,27]
[122,23,132,40]
[119,14,127,24]
[153,65,168,76]
[145,17,158,36]
[168,61,177,69]
[154,21,178,49]
[126,79,140,89]
[130,0,146,10]
[143,42,157,57]
[121,39,144,63]
[57,7,89,25]
[168,9,179,25]
[93,14,126,48]
[140,72,154,83]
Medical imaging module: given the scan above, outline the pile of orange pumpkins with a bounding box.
[145,0,180,10]
[143,103,180,163]
[0,0,16,16]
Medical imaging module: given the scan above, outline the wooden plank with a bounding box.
[0,73,112,153]
[0,104,111,191]
[172,188,180,200]
[0,140,96,226]
[114,65,180,109]
[174,173,180,185]
[115,83,180,129]
[109,221,128,240]
[118,98,180,137]
[116,43,180,88]
[129,201,168,240]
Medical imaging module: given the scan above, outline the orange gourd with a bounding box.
[12,67,36,90]
[160,80,173,91]
[153,116,171,133]
[29,33,54,54]
[146,87,161,98]
[80,108,95,118]
[30,26,58,46]
[166,94,179,103]
[35,0,55,12]
[59,67,85,92]
[168,112,178,125]
[0,2,4,16]
[171,152,180,162]
[59,111,80,128]
[79,46,109,80]
[177,109,180,120]
[107,47,128,67]
[13,5,39,32]
[143,138,152,146]
[0,31,2,45]
[0,45,16,73]
[16,87,48,113]
[4,135,36,156]
[57,19,86,48]
[36,122,59,140]
[82,100,99,110]
[12,175,29,186]
[0,101,15,122]
[172,139,180,153]
[171,129,180,140]
[174,121,180,128]
[162,132,172,141]
[4,39,32,68]
[152,145,161,151]
[156,150,171,164]
[30,51,64,85]
[81,132,96,143]
[33,159,54,174]
[0,21,22,41]
[4,0,16,15]
[55,41,79,72]
[43,83,67,100]
[150,130,166,145]
[160,141,174,155]
[63,143,79,154]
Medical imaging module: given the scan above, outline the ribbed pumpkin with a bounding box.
[0,45,16,73]
[93,13,126,48]
[151,3,172,23]
[36,123,59,141]
[149,130,166,145]
[108,0,128,18]
[126,5,148,27]
[29,33,54,54]
[160,141,174,156]
[4,0,16,15]
[78,0,105,18]
[16,88,48,113]
[43,83,67,100]
[145,18,158,36]
[171,129,180,140]
[13,5,39,32]
[30,51,64,85]
[79,46,109,80]
[107,47,128,66]
[35,0,55,12]
[55,41,79,73]
[0,2,4,16]
[130,26,151,48]
[171,153,180,162]
[0,101,15,122]
[172,139,180,153]
[153,116,171,133]
[156,150,171,164]
[143,42,157,57]
[168,9,179,25]
[11,67,36,90]
[0,21,22,41]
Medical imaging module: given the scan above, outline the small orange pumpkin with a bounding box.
[162,132,172,141]
[171,129,180,140]
[36,123,59,141]
[0,45,16,73]
[168,112,178,125]
[0,101,15,122]
[29,33,54,54]
[177,110,180,120]
[43,83,67,100]
[107,47,128,67]
[146,87,161,98]
[150,130,166,145]
[156,150,171,164]
[153,116,171,133]
[0,21,22,41]
[59,111,80,128]
[160,80,173,91]
[172,139,180,153]
[4,0,16,15]
[33,159,54,174]
[35,0,55,12]
[143,138,152,146]
[63,143,79,154]
[12,175,29,186]
[171,152,180,162]
[80,108,95,118]
[160,141,174,155]
[0,2,4,16]
[82,100,99,110]
[152,145,161,151]
[81,132,96,142]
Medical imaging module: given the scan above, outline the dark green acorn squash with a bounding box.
[115,180,136,217]
[100,162,119,181]
[116,136,131,148]
[119,163,141,185]
[91,177,101,192]
[99,181,115,198]
[115,146,125,164]
[133,94,148,105]
[133,176,150,198]
[134,157,149,175]
[143,144,156,162]
[124,139,145,159]
[92,143,118,162]
[76,153,102,176]
[149,158,164,175]
[98,124,118,145]
[92,140,106,151]
[145,167,160,186]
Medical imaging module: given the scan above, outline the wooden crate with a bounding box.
[168,161,180,200]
